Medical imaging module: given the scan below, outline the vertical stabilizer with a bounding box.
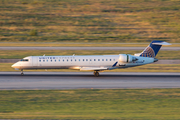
[139,40,171,58]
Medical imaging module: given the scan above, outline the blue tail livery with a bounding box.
[139,40,171,58]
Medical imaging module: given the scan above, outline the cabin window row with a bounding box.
[39,59,116,62]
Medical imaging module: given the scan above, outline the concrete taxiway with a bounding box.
[0,72,180,90]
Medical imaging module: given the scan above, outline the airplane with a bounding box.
[11,40,171,76]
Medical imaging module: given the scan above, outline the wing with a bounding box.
[80,67,108,71]
[80,62,118,71]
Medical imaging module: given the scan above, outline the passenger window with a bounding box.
[55,60,56,62]
[39,60,41,62]
[86,59,88,61]
[113,59,115,61]
[90,59,92,61]
[102,59,104,61]
[106,59,108,61]
[43,60,45,62]
[98,59,100,61]
[63,60,64,62]
[51,60,52,62]
[83,59,84,61]
[94,59,96,61]
[47,60,48,62]
[71,59,72,61]
[59,60,60,62]
[67,59,68,61]
[75,59,76,61]
[110,59,111,61]
[79,59,80,61]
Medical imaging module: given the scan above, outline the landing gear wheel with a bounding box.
[21,69,24,76]
[93,71,99,77]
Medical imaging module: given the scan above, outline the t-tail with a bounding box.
[138,40,171,58]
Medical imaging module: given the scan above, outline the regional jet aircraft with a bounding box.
[12,41,170,76]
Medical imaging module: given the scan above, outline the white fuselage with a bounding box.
[12,54,155,71]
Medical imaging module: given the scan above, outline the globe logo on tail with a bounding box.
[140,46,155,58]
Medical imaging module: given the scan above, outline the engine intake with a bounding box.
[119,54,138,63]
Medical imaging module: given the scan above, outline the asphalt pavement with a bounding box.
[0,72,180,90]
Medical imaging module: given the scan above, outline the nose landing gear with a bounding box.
[21,69,24,76]
[93,71,99,77]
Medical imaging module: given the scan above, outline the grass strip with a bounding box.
[0,42,179,47]
[0,89,180,119]
[0,0,180,43]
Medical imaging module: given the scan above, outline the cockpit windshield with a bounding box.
[20,59,29,62]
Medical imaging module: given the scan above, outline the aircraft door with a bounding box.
[32,57,38,67]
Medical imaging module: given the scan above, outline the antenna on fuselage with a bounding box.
[73,54,75,56]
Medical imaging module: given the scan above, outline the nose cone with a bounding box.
[11,63,16,68]
[11,62,19,69]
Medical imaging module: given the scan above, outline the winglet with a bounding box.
[112,62,118,67]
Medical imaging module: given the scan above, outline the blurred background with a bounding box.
[0,0,180,43]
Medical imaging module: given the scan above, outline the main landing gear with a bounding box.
[21,69,24,76]
[93,71,99,77]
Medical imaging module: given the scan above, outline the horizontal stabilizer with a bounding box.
[152,42,171,45]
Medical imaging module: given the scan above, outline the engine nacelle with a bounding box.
[119,54,138,63]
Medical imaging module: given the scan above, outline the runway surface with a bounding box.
[0,72,180,90]
[0,47,179,51]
